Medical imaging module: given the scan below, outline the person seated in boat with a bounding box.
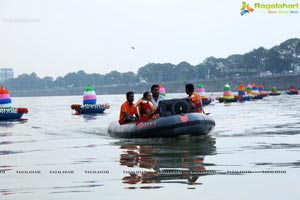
[151,84,166,108]
[136,91,158,124]
[185,83,203,113]
[119,91,139,125]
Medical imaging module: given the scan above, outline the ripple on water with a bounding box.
[0,165,14,172]
[0,183,103,196]
[0,150,25,155]
[0,119,28,127]
[254,161,300,168]
[0,148,45,156]
[72,158,96,164]
[0,132,13,137]
[244,142,300,150]
[49,183,104,194]
[0,140,37,146]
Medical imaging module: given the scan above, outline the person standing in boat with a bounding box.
[119,91,139,125]
[136,91,158,124]
[150,84,165,108]
[185,83,203,113]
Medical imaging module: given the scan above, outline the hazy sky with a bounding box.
[1,0,299,78]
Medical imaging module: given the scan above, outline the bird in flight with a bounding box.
[131,46,135,50]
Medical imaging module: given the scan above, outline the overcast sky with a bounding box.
[1,0,299,78]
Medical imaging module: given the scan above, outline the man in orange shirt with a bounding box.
[119,91,139,125]
[185,84,203,113]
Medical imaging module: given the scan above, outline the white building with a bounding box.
[0,68,14,81]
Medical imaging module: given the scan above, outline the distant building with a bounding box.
[0,68,14,81]
[260,70,272,77]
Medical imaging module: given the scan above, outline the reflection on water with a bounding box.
[114,136,216,189]
[0,119,28,128]
[254,161,300,168]
[82,114,98,121]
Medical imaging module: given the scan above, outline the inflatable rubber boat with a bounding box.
[108,98,215,138]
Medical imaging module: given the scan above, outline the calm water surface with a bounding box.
[0,93,300,200]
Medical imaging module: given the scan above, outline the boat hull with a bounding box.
[269,93,281,96]
[0,113,24,120]
[108,113,215,138]
[286,91,298,95]
[75,108,106,114]
[202,99,212,106]
[252,95,264,100]
[218,98,238,103]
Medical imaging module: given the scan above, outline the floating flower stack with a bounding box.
[83,85,97,105]
[251,84,259,95]
[196,83,211,105]
[269,85,281,96]
[287,84,298,95]
[258,84,268,97]
[0,86,12,109]
[218,83,237,103]
[236,84,251,101]
[71,86,110,115]
[246,84,252,96]
[237,84,246,96]
[223,83,233,98]
[251,84,264,100]
[159,84,166,97]
[0,86,28,120]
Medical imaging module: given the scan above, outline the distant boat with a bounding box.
[0,86,28,120]
[71,104,109,114]
[0,109,27,120]
[286,85,298,95]
[286,91,298,95]
[218,83,237,103]
[71,86,110,115]
[269,85,281,96]
[269,92,281,96]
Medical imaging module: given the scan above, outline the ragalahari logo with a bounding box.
[240,2,254,15]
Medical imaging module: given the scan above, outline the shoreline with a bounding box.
[9,74,300,97]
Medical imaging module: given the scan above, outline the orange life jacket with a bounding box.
[190,92,203,113]
[136,99,156,119]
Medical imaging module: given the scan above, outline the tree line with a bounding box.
[1,38,300,91]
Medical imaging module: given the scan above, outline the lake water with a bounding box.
[0,93,300,200]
